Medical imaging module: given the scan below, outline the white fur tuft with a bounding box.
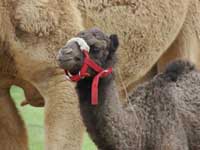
[66,37,90,52]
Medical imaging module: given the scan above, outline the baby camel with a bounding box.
[57,28,200,150]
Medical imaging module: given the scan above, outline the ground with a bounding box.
[10,86,97,150]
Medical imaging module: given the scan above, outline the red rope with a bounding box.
[65,50,112,105]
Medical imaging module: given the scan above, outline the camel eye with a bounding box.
[93,47,99,52]
[91,45,100,52]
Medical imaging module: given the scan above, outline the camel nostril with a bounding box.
[74,56,81,61]
[62,48,73,55]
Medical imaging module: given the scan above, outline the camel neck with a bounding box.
[76,73,114,104]
[76,72,120,110]
[76,74,140,150]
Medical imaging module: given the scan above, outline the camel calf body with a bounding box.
[57,28,200,150]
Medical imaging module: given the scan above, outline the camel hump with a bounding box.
[164,59,195,81]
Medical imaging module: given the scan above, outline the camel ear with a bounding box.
[109,34,119,52]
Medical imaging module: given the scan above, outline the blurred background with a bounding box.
[10,86,96,150]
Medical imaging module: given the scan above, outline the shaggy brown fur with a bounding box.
[1,0,200,149]
[0,0,84,149]
[58,28,200,150]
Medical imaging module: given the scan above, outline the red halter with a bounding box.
[65,50,112,105]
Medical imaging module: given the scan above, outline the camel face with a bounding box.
[57,41,84,74]
[57,28,119,75]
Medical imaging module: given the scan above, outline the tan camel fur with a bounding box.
[0,0,84,149]
[77,0,200,91]
[0,0,200,149]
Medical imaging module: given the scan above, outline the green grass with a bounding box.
[10,86,96,150]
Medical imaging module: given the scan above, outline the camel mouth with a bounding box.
[58,58,73,62]
[57,58,75,70]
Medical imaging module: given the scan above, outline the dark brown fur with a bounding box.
[58,28,200,150]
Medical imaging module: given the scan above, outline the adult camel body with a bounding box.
[0,0,199,149]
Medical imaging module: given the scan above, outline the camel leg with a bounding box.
[158,42,200,73]
[157,10,200,72]
[157,36,186,73]
[0,87,28,150]
[33,73,84,150]
[157,35,200,73]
